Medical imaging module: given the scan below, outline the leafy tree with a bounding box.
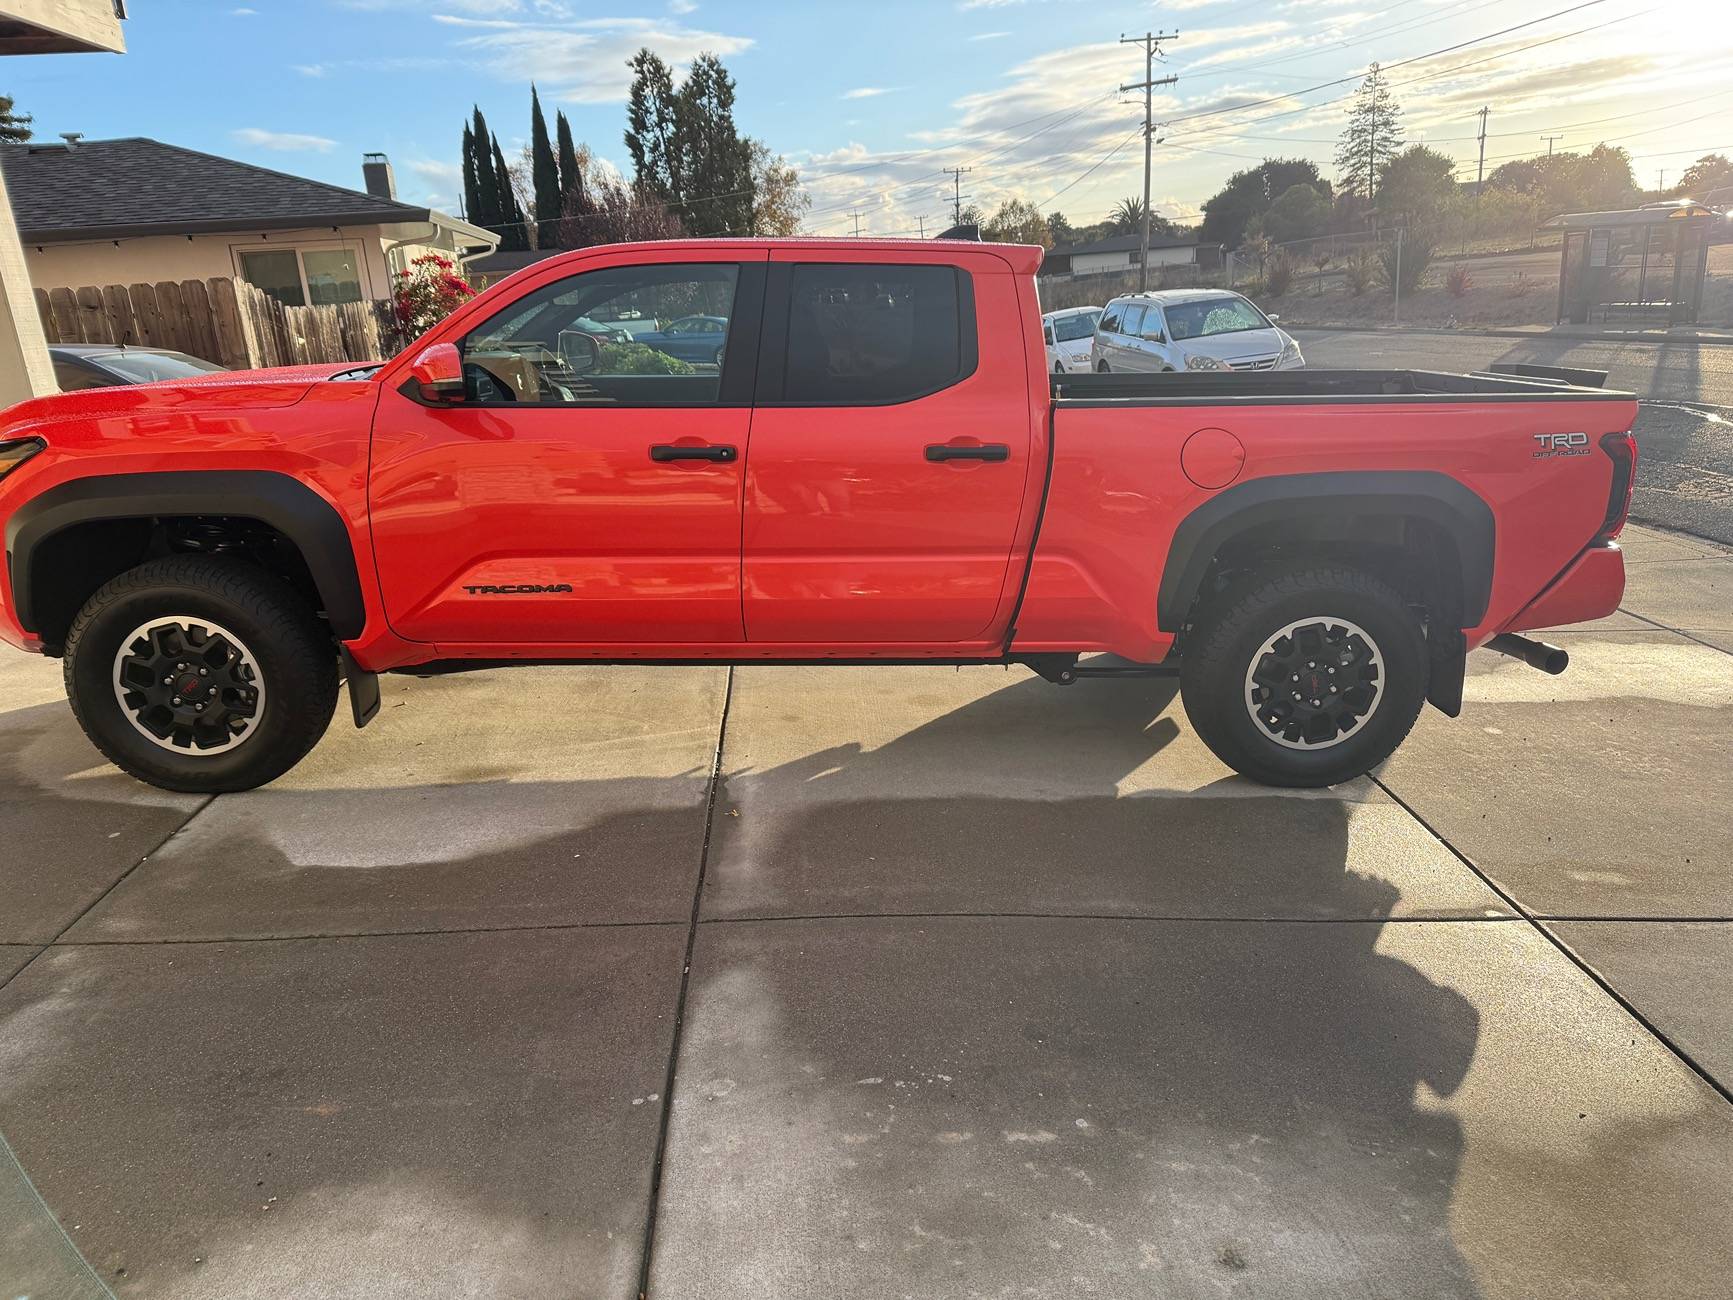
[561,176,683,247]
[625,50,683,207]
[1046,210,1076,247]
[1335,63,1402,205]
[1199,159,1329,247]
[1376,145,1458,234]
[675,54,755,236]
[748,139,808,235]
[529,85,561,248]
[1255,182,1331,244]
[1675,153,1733,198]
[0,94,30,144]
[983,197,1053,248]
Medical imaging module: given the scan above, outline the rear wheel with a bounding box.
[1097,360,1110,373]
[64,556,338,793]
[1179,562,1427,787]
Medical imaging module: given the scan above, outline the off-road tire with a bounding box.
[64,556,339,793]
[1179,562,1428,787]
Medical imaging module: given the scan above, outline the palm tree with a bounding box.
[1109,196,1146,235]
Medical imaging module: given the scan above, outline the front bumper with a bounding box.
[1503,541,1625,633]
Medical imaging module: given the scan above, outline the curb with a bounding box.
[1286,324,1733,346]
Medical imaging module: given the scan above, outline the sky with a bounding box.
[4,0,1727,238]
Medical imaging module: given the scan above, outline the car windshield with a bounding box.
[1050,312,1100,343]
[92,350,226,382]
[1163,297,1271,340]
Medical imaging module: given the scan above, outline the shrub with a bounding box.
[1510,270,1534,297]
[1264,252,1295,298]
[1344,250,1375,297]
[391,253,475,341]
[1445,263,1474,298]
[596,341,696,375]
[1377,233,1433,298]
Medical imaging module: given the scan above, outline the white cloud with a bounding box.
[231,128,338,153]
[448,18,754,103]
[970,31,1011,41]
[669,0,697,11]
[293,63,329,77]
[230,6,256,14]
[842,86,900,100]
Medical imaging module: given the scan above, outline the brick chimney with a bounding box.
[362,152,396,201]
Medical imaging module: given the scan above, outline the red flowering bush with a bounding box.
[392,253,476,340]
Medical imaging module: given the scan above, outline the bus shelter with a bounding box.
[1544,200,1715,326]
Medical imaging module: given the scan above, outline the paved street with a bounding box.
[1299,329,1733,545]
[2,523,1731,1298]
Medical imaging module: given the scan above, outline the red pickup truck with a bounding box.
[0,239,1636,793]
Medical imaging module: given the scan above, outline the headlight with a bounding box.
[1185,355,1228,372]
[0,437,45,480]
[1279,337,1302,366]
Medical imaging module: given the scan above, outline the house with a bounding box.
[0,136,497,309]
[1042,232,1201,277]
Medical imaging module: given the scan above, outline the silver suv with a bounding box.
[1090,290,1303,373]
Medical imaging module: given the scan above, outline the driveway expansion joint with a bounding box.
[637,664,735,1297]
[1373,774,1733,1109]
[0,792,214,995]
[1615,605,1733,654]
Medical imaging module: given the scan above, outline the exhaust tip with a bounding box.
[1487,633,1570,675]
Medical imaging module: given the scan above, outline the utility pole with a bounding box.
[1475,106,1490,200]
[1657,169,1667,194]
[942,167,972,226]
[1542,134,1563,158]
[849,209,864,237]
[1120,30,1178,291]
[916,214,927,239]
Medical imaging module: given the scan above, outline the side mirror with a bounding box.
[409,342,465,403]
[558,330,601,375]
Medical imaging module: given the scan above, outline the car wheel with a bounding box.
[1055,361,1065,374]
[1179,562,1427,787]
[1097,361,1110,373]
[63,556,339,793]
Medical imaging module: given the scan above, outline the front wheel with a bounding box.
[1179,562,1427,787]
[63,556,339,793]
[1096,360,1110,373]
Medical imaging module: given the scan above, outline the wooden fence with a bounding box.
[34,276,399,370]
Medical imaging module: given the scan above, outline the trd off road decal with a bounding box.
[1532,432,1591,459]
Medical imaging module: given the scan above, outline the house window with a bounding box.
[239,246,365,307]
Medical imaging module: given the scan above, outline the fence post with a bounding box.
[206,277,254,368]
[33,288,56,343]
[1393,227,1404,325]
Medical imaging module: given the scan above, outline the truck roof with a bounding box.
[498,237,1046,278]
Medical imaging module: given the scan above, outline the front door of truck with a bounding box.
[369,252,766,646]
[742,252,1034,644]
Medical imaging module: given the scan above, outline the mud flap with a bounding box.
[340,648,381,729]
[1426,629,1466,718]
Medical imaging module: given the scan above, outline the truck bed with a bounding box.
[1051,366,1633,405]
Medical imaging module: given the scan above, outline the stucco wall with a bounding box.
[1071,247,1197,275]
[22,225,426,301]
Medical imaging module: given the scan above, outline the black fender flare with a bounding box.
[5,470,367,639]
[1155,470,1496,632]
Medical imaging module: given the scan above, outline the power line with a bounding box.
[942,166,973,225]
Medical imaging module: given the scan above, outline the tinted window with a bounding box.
[1098,305,1123,333]
[784,264,964,404]
[94,351,225,382]
[1122,304,1146,337]
[52,358,114,391]
[461,263,739,405]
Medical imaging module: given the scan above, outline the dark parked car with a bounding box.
[50,345,227,391]
[631,314,730,365]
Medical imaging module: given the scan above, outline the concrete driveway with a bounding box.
[2,524,1731,1298]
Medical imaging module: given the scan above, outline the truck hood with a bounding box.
[1,362,369,431]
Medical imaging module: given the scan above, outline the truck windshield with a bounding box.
[1164,297,1271,340]
[1050,311,1100,342]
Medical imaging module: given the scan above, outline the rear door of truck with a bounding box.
[742,247,1038,644]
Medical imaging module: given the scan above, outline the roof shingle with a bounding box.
[0,137,433,242]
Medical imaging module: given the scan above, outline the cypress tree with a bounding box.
[491,133,527,251]
[460,121,481,223]
[530,85,561,249]
[471,106,501,228]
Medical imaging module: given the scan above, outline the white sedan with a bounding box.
[1042,306,1102,374]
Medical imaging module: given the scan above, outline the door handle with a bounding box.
[650,444,737,463]
[925,443,1009,463]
